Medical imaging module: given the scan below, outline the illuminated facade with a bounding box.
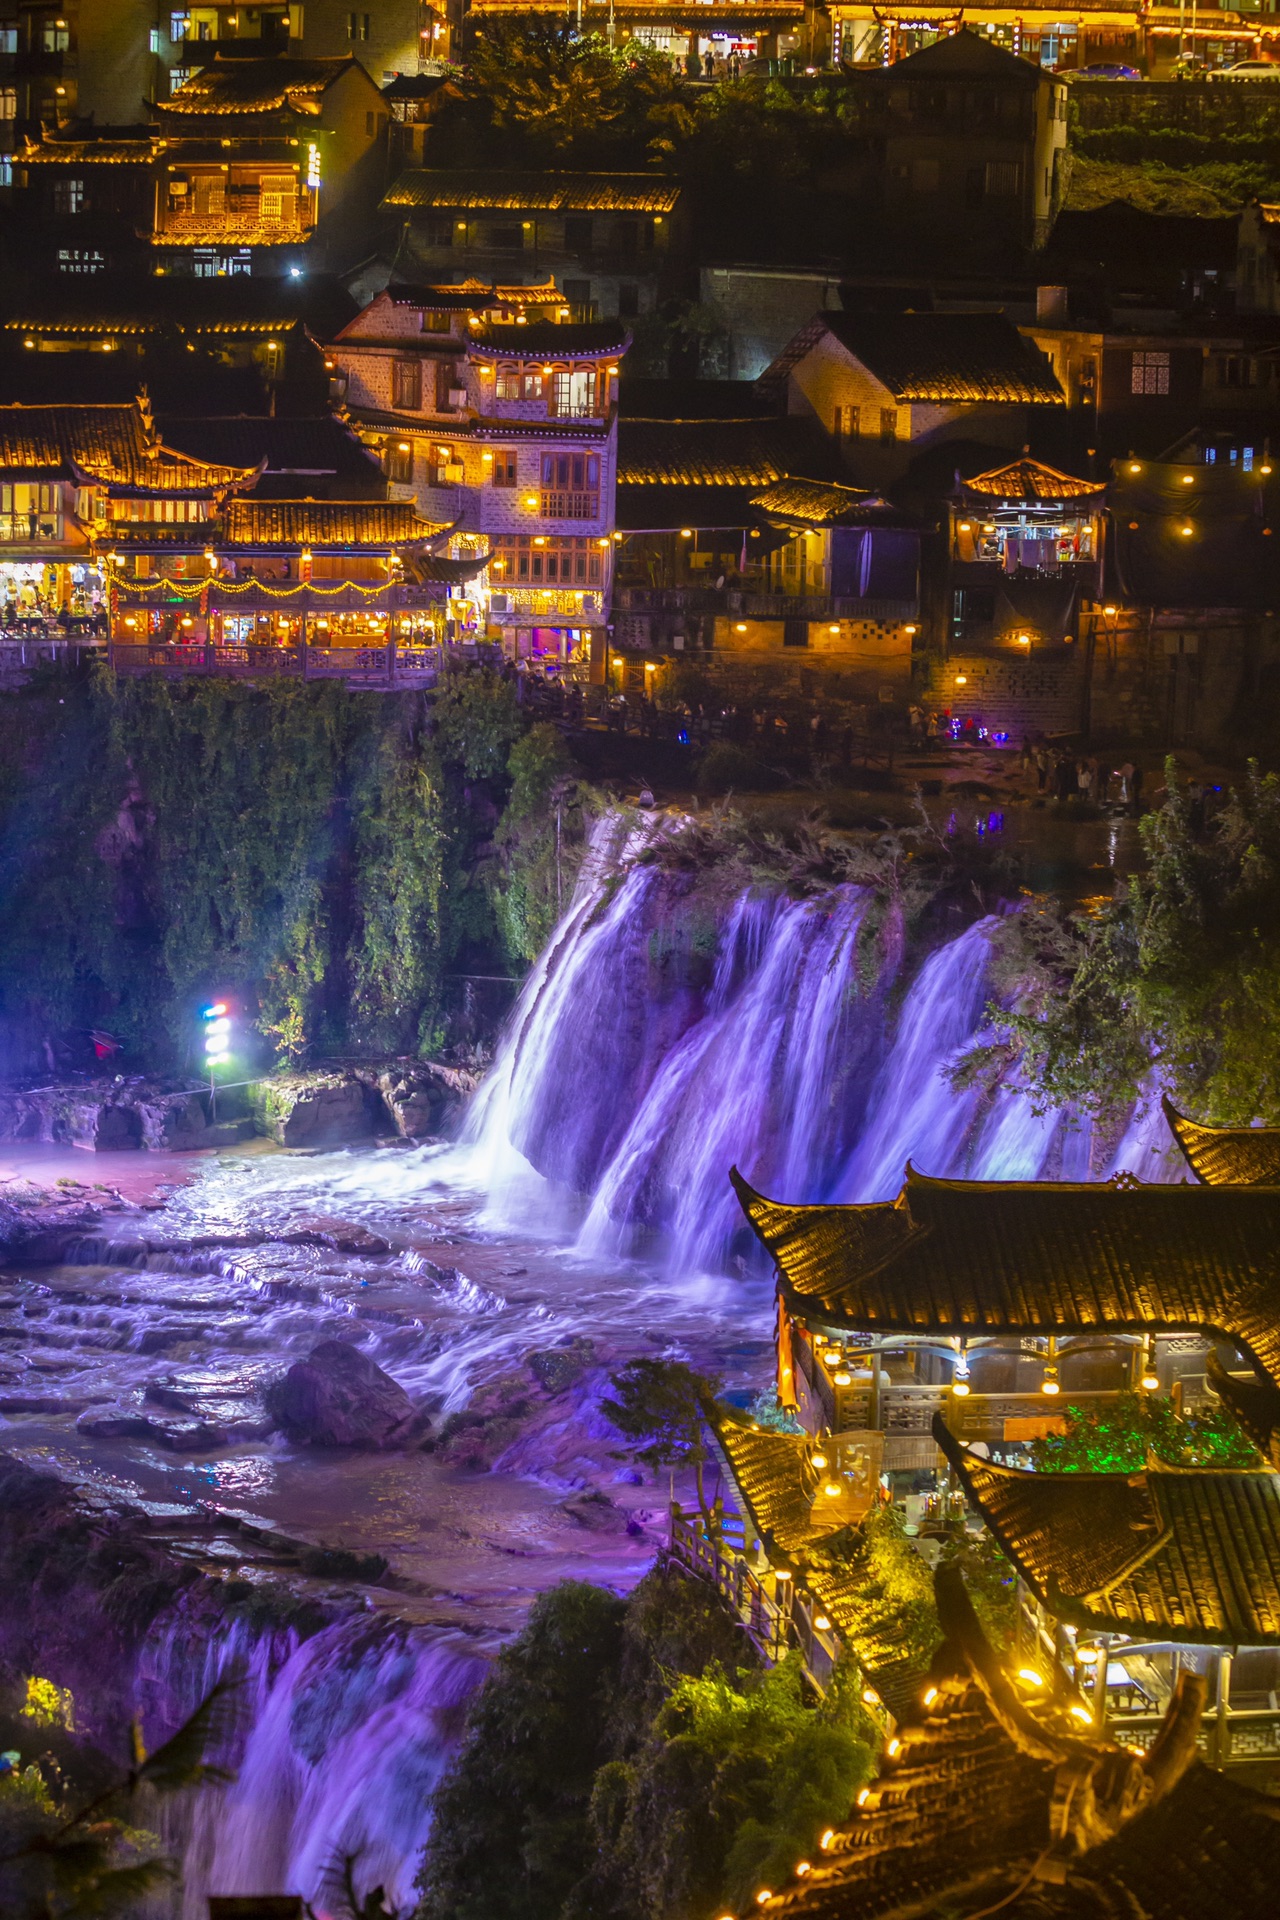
[331,282,628,678]
[466,0,812,69]
[828,4,1272,75]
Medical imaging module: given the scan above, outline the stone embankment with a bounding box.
[0,1059,480,1155]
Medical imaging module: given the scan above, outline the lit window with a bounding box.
[1131,350,1170,397]
[0,85,16,119]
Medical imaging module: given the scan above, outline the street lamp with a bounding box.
[202,1000,231,1117]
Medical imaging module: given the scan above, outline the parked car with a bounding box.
[1065,62,1140,79]
[1209,60,1280,80]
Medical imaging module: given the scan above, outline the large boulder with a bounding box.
[250,1072,381,1148]
[0,1182,105,1264]
[264,1339,428,1449]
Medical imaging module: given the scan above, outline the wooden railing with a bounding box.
[106,641,444,688]
[669,1509,794,1666]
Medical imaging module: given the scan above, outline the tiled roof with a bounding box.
[615,481,771,531]
[221,500,444,547]
[3,274,354,337]
[469,320,629,356]
[0,402,252,488]
[383,169,681,213]
[818,312,1064,405]
[19,137,151,165]
[936,1419,1280,1645]
[384,279,564,313]
[960,457,1104,502]
[348,407,608,445]
[618,417,834,487]
[158,416,381,482]
[1165,1098,1280,1187]
[731,1166,1280,1391]
[710,1412,846,1559]
[751,478,912,527]
[162,55,357,116]
[762,1559,1280,1920]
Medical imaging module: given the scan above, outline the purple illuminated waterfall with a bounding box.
[469,817,1181,1266]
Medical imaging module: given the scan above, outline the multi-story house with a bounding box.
[380,170,686,328]
[760,307,1065,489]
[462,0,810,72]
[328,280,628,677]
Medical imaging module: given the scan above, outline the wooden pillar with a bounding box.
[1092,1632,1112,1737]
[1217,1649,1233,1767]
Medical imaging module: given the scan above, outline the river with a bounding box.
[0,809,1181,1915]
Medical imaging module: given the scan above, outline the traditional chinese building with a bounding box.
[380,171,685,327]
[759,308,1064,490]
[464,0,810,72]
[830,7,1271,76]
[329,280,627,678]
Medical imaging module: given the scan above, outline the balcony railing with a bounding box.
[107,641,443,688]
[541,491,600,520]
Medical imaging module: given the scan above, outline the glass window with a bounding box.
[1131,351,1170,396]
[522,372,543,401]
[879,407,898,443]
[392,359,421,409]
[551,368,597,418]
[495,367,521,401]
[491,449,517,487]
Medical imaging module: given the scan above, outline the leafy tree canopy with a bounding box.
[1031,1391,1258,1473]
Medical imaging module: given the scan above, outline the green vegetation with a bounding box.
[603,1359,722,1518]
[956,762,1280,1126]
[414,1564,874,1920]
[1064,151,1263,216]
[0,664,593,1073]
[0,1674,236,1919]
[1031,1392,1258,1472]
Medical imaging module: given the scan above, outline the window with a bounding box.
[347,10,369,37]
[486,223,524,250]
[392,359,421,409]
[42,19,69,49]
[618,284,640,319]
[435,361,460,411]
[551,368,598,418]
[0,86,15,119]
[423,216,452,248]
[1131,350,1170,396]
[421,309,451,333]
[879,407,898,443]
[493,536,603,585]
[834,403,860,438]
[522,371,544,401]
[150,27,161,52]
[385,443,413,483]
[170,11,190,38]
[984,160,1021,197]
[0,24,16,54]
[495,366,521,401]
[564,215,592,251]
[491,448,517,487]
[562,278,592,316]
[0,157,11,188]
[170,67,192,89]
[1244,445,1256,472]
[258,173,297,222]
[540,451,600,517]
[52,177,85,215]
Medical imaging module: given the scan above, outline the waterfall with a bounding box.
[142,1613,486,1919]
[469,819,1181,1268]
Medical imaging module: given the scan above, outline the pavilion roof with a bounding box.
[1164,1097,1280,1187]
[220,499,445,549]
[161,55,358,117]
[382,168,681,214]
[749,477,915,529]
[731,1166,1280,1390]
[757,1564,1280,1920]
[934,1417,1280,1645]
[957,456,1105,503]
[0,402,253,490]
[618,416,836,488]
[710,1412,846,1559]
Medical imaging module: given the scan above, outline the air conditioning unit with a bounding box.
[448,387,468,408]
[490,592,510,613]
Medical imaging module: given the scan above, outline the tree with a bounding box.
[0,1677,239,1918]
[602,1359,721,1519]
[1031,1392,1257,1473]
[956,760,1280,1125]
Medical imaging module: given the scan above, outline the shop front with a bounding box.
[0,557,106,631]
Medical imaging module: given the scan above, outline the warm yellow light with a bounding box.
[954,673,967,686]
[862,1688,879,1707]
[1076,1645,1100,1664]
[834,1371,851,1386]
[1070,1704,1093,1723]
[1181,525,1194,537]
[905,623,917,634]
[887,1738,901,1757]
[1182,474,1194,485]
[958,520,971,531]
[822,1351,840,1366]
[680,528,693,538]
[820,1829,835,1850]
[533,536,546,546]
[1141,1371,1160,1391]
[525,495,538,507]
[756,1893,772,1907]
[734,622,748,632]
[1018,1668,1044,1688]
[1103,603,1117,615]
[923,1687,938,1706]
[774,1567,792,1581]
[611,655,623,666]
[829,623,840,633]
[857,1786,871,1805]
[795,1860,811,1876]
[124,616,136,627]
[1017,633,1031,646]
[811,1452,828,1470]
[598,537,610,547]
[398,441,411,453]
[822,1482,841,1499]
[644,661,656,673]
[1263,463,1274,475]
[814,1614,831,1630]
[1129,461,1141,473]
[1041,1375,1060,1396]
[952,1378,970,1397]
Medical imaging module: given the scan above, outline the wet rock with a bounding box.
[0,1187,104,1265]
[526,1338,597,1397]
[0,1079,215,1151]
[250,1072,382,1148]
[279,1216,391,1256]
[558,1489,629,1532]
[264,1339,429,1449]
[358,1061,479,1141]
